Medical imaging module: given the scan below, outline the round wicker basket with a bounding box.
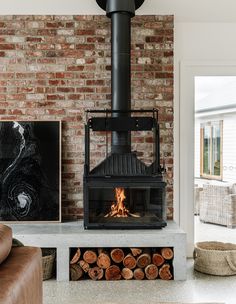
[194,241,236,276]
[42,248,56,281]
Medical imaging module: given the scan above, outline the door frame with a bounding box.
[179,61,236,256]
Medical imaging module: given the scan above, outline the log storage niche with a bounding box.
[70,247,174,280]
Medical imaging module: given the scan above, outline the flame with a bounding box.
[104,187,140,218]
[105,188,129,217]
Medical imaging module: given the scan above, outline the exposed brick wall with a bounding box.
[0,15,174,220]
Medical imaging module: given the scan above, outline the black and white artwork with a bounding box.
[0,121,61,222]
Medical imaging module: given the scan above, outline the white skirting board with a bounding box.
[9,220,187,281]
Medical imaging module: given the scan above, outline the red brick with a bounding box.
[0,14,174,221]
[76,29,95,35]
[26,37,43,42]
[47,94,65,100]
[0,44,15,50]
[67,65,84,71]
[86,80,104,86]
[75,44,95,50]
[57,87,75,93]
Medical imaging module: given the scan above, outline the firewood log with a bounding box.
[110,248,124,264]
[97,251,111,269]
[121,268,133,280]
[133,268,145,280]
[123,254,137,269]
[83,250,97,264]
[130,248,142,257]
[145,264,158,280]
[78,260,90,273]
[152,253,165,267]
[70,264,83,281]
[70,248,81,264]
[159,264,173,280]
[136,250,151,268]
[88,266,104,280]
[161,248,174,260]
[105,265,121,280]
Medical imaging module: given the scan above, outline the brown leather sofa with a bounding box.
[0,224,43,304]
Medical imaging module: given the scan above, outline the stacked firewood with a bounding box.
[70,247,173,281]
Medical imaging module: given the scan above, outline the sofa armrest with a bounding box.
[0,224,12,264]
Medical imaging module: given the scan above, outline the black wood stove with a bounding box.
[83,0,167,229]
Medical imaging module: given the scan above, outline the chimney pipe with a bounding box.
[96,0,145,154]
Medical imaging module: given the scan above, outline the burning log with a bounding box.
[133,268,145,280]
[121,268,133,280]
[70,264,83,281]
[110,248,124,263]
[161,248,174,260]
[83,250,97,264]
[78,260,90,273]
[159,264,172,280]
[97,250,111,269]
[104,188,140,218]
[105,265,121,280]
[88,266,104,280]
[152,253,165,267]
[136,250,151,268]
[145,264,158,280]
[130,248,142,257]
[70,248,81,264]
[123,254,137,269]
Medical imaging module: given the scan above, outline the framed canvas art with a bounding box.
[0,120,61,222]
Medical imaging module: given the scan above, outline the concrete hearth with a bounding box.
[9,220,186,281]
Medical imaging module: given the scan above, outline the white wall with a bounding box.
[1,0,236,22]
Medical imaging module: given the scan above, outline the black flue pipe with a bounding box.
[111,11,131,154]
[96,0,145,154]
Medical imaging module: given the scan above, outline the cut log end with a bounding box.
[105,265,121,280]
[83,250,98,264]
[110,248,125,264]
[145,264,158,280]
[97,252,111,269]
[137,253,151,268]
[152,253,165,267]
[161,248,174,260]
[159,264,173,280]
[78,260,90,273]
[130,248,142,257]
[133,268,145,280]
[121,268,133,280]
[88,266,104,280]
[123,254,137,270]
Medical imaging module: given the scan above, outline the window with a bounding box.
[200,121,223,179]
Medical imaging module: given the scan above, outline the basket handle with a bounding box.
[226,255,236,272]
[193,249,197,260]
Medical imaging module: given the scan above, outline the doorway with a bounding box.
[194,76,236,243]
[179,62,236,256]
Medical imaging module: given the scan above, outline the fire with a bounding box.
[105,188,140,218]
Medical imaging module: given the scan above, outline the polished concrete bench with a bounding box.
[10,220,187,281]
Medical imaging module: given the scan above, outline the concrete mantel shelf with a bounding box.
[9,220,187,281]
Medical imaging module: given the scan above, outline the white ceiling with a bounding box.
[1,0,236,22]
[195,76,236,111]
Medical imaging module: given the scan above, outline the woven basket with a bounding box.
[42,248,56,281]
[194,241,236,276]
